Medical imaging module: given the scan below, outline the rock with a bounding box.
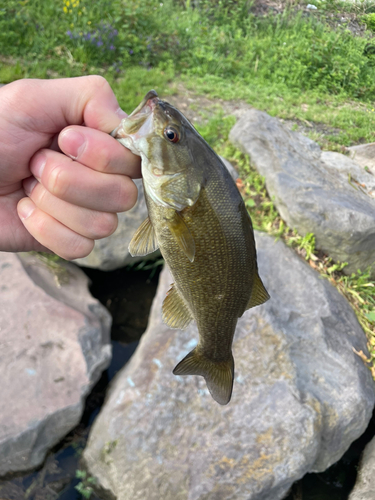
[349,436,375,500]
[347,142,375,176]
[0,252,112,477]
[322,151,375,198]
[74,159,237,271]
[229,110,375,277]
[221,156,239,181]
[83,233,374,500]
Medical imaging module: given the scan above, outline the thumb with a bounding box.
[8,75,127,135]
[55,75,127,132]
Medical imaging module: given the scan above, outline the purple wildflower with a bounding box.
[129,49,134,55]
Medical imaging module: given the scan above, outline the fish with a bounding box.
[113,90,269,405]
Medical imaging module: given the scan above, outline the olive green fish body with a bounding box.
[149,168,255,346]
[114,91,269,405]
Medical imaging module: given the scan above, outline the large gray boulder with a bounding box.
[0,252,112,476]
[83,232,374,500]
[349,436,375,500]
[229,110,375,277]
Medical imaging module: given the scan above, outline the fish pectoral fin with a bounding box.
[162,284,193,330]
[128,217,159,257]
[166,211,195,263]
[173,348,234,406]
[245,272,270,310]
[160,174,201,211]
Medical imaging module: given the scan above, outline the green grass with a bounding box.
[181,75,375,148]
[1,0,375,373]
[2,0,375,98]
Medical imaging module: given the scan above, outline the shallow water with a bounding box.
[1,262,374,500]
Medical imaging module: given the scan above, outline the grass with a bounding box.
[1,0,375,372]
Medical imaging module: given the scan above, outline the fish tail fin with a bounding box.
[173,348,234,405]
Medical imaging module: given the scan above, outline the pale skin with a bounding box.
[0,75,141,260]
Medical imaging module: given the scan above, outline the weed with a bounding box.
[126,258,165,279]
[75,469,96,499]
[362,12,375,30]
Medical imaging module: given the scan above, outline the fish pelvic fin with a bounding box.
[173,348,234,405]
[162,284,193,330]
[246,272,270,310]
[128,217,159,257]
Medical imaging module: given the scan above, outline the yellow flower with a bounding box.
[70,22,74,27]
[78,10,82,15]
[65,0,70,6]
[87,20,91,24]
[69,8,72,13]
[63,6,67,12]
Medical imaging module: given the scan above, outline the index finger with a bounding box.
[58,125,141,178]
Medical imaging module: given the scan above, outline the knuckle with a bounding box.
[86,75,111,95]
[97,144,112,173]
[32,184,47,207]
[59,236,94,261]
[117,178,138,212]
[91,212,118,239]
[32,211,49,237]
[47,164,69,199]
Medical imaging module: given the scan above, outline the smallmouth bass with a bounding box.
[113,90,269,405]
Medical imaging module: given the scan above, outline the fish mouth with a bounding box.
[128,89,159,118]
[111,90,159,142]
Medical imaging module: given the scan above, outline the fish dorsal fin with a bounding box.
[162,283,193,330]
[166,211,195,263]
[173,348,234,405]
[246,272,270,310]
[128,217,159,257]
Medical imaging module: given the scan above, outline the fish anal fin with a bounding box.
[162,284,193,330]
[246,272,270,310]
[173,348,234,405]
[128,217,159,257]
[166,211,195,262]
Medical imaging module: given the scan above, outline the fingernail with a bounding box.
[30,153,46,180]
[23,176,38,196]
[18,198,35,220]
[60,129,86,160]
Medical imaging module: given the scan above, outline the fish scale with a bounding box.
[114,90,269,405]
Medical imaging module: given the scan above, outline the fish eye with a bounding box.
[164,127,180,143]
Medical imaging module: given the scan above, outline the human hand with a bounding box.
[0,76,141,259]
